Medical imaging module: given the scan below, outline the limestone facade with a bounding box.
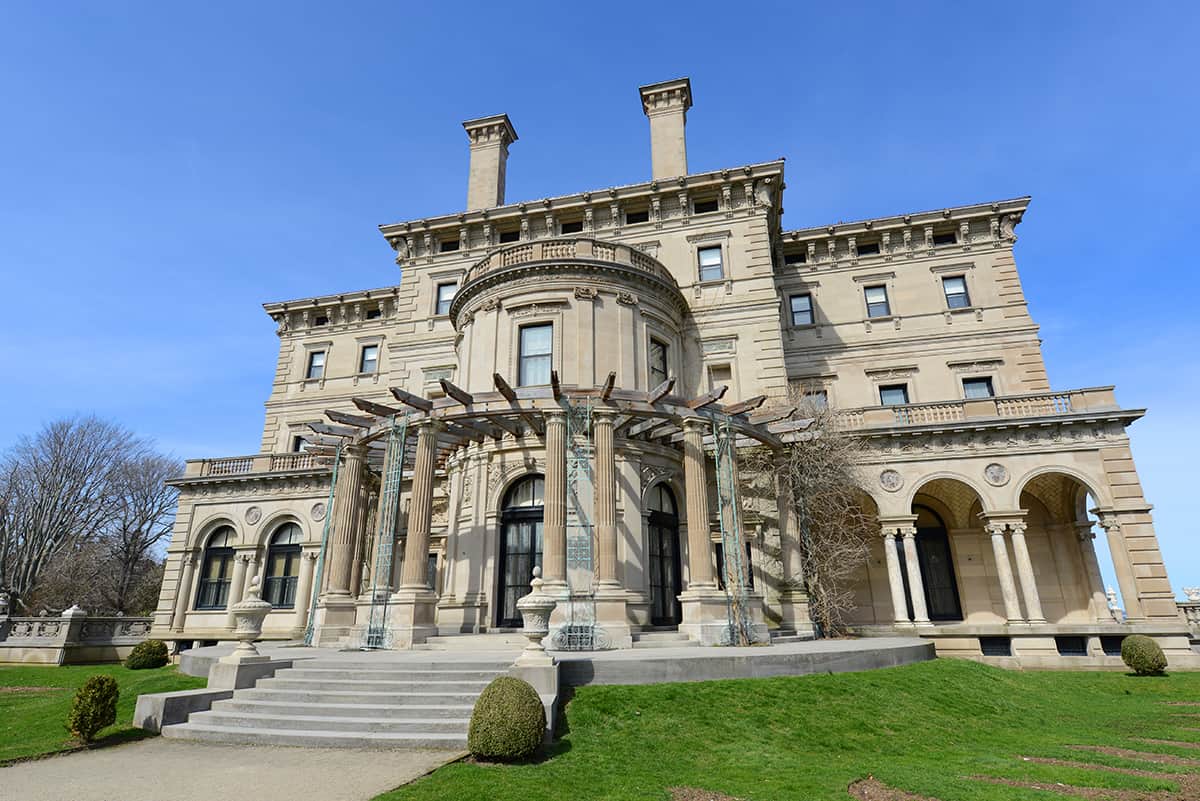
[151,78,1194,667]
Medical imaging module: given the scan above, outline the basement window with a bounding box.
[856,242,881,256]
[693,198,719,214]
[625,209,650,225]
[933,231,958,246]
[1055,636,1089,656]
[439,239,460,253]
[979,636,1012,657]
[499,229,520,243]
[1100,635,1125,656]
[560,220,584,234]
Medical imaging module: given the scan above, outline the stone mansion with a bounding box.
[150,77,1195,668]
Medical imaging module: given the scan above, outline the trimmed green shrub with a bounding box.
[1121,634,1168,676]
[66,675,119,742]
[125,639,169,670]
[468,676,545,761]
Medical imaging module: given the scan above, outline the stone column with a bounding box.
[541,410,568,589]
[224,553,252,630]
[1076,524,1110,622]
[1008,521,1046,623]
[171,554,198,632]
[400,421,439,589]
[1097,513,1144,620]
[292,551,318,635]
[777,471,815,638]
[681,419,715,588]
[325,444,367,599]
[986,520,1024,623]
[900,526,930,624]
[593,411,619,588]
[881,527,910,625]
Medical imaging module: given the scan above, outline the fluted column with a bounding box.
[1097,513,1144,620]
[224,553,252,629]
[400,421,439,589]
[292,551,318,632]
[882,527,910,624]
[1076,524,1110,622]
[325,444,366,598]
[541,411,568,587]
[682,419,716,588]
[171,554,198,632]
[593,410,619,588]
[1008,521,1045,623]
[986,520,1024,622]
[900,526,929,623]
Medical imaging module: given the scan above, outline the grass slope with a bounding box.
[379,659,1200,801]
[0,663,205,763]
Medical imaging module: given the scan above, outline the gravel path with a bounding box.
[0,739,460,801]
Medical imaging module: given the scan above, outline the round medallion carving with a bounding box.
[310,502,327,522]
[984,462,1010,487]
[879,469,903,492]
[244,506,262,525]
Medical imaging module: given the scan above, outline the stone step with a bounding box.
[632,632,691,642]
[259,677,491,693]
[236,688,480,705]
[632,639,700,649]
[294,659,514,671]
[161,722,466,750]
[283,668,505,682]
[190,710,470,733]
[414,634,527,650]
[213,698,475,719]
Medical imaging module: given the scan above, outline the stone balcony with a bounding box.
[182,452,323,479]
[835,387,1123,431]
[459,237,675,287]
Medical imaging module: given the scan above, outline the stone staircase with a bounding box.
[161,656,514,749]
[631,628,698,649]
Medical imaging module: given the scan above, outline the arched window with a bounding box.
[497,475,544,628]
[264,522,303,608]
[196,527,235,610]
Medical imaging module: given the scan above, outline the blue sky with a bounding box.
[1,3,1197,596]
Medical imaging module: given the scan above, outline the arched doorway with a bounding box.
[496,475,544,628]
[908,505,963,621]
[646,483,682,626]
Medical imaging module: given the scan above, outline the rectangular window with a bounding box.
[857,242,881,256]
[942,275,970,309]
[625,209,649,225]
[560,220,583,234]
[789,293,814,326]
[306,350,325,380]
[864,285,891,318]
[933,231,957,246]
[518,323,552,386]
[365,306,382,320]
[879,384,910,406]
[359,344,379,374]
[314,315,329,327]
[439,239,460,252]
[783,252,806,265]
[962,377,994,399]
[698,246,724,282]
[499,229,520,243]
[435,282,457,316]
[648,338,669,386]
[693,198,719,214]
[707,363,732,390]
[291,435,309,453]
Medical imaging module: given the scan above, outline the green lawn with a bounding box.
[379,659,1200,801]
[0,663,205,763]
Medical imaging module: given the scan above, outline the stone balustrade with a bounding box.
[461,237,674,287]
[0,606,154,665]
[834,387,1119,430]
[1179,601,1200,640]
[183,452,322,478]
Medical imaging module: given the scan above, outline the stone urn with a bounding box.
[227,577,272,663]
[1184,587,1200,602]
[515,567,557,665]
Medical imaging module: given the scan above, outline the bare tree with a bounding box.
[0,417,177,614]
[739,400,877,637]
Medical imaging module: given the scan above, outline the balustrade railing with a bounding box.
[833,387,1117,430]
[185,452,325,479]
[1179,601,1200,639]
[461,237,675,286]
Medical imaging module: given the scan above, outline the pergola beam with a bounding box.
[390,387,433,413]
[599,371,616,401]
[352,397,406,418]
[687,385,727,410]
[750,406,796,425]
[439,379,474,407]
[725,395,767,416]
[550,370,562,400]
[648,376,676,405]
[308,422,358,438]
[325,409,378,429]
[493,372,518,402]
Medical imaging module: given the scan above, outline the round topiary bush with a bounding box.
[1121,634,1168,676]
[66,675,119,743]
[467,676,546,761]
[125,639,169,670]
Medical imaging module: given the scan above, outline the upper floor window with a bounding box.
[698,246,724,282]
[314,315,329,326]
[359,344,379,374]
[625,209,649,225]
[499,229,520,243]
[560,220,583,234]
[707,363,732,391]
[942,276,970,309]
[856,242,881,256]
[933,231,958,246]
[790,293,814,326]
[365,306,382,320]
[864,285,891,318]
[291,435,310,453]
[306,351,326,380]
[962,377,995,399]
[879,384,910,406]
[648,338,669,386]
[783,252,807,266]
[439,239,460,253]
[518,323,552,386]
[436,282,457,316]
[693,198,719,214]
[801,389,828,410]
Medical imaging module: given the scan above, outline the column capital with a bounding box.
[543,408,567,422]
[880,526,898,541]
[899,525,918,539]
[301,551,320,561]
[682,417,708,432]
[1009,521,1028,536]
[984,520,1007,536]
[591,408,617,422]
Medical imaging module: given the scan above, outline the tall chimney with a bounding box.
[639,78,692,180]
[462,114,518,210]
